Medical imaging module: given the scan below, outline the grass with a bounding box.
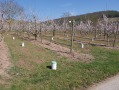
[3,34,119,90]
[42,35,92,54]
[43,30,119,47]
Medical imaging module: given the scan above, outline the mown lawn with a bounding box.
[3,34,119,90]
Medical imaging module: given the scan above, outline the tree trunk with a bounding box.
[70,20,74,53]
[34,34,37,40]
[106,34,109,46]
[40,26,42,43]
[53,25,56,37]
[94,29,97,39]
[113,33,117,47]
[8,22,11,31]
[104,29,106,39]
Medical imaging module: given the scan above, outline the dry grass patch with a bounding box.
[31,39,94,63]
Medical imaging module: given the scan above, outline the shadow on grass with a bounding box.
[46,66,52,69]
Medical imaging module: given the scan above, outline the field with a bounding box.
[0,0,119,90]
[1,32,119,90]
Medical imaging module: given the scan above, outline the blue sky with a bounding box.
[13,0,119,20]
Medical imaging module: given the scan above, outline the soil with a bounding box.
[104,46,119,50]
[0,36,11,84]
[31,39,94,62]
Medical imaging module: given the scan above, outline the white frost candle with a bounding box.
[92,38,94,41]
[22,42,25,47]
[52,61,57,70]
[81,43,84,48]
[52,37,54,40]
[13,37,15,40]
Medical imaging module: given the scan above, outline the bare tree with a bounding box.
[0,0,24,31]
[62,19,70,36]
[62,12,72,18]
[112,22,119,47]
[62,12,71,36]
[28,14,41,40]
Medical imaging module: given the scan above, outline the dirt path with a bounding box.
[87,74,119,90]
[0,36,11,84]
[31,39,94,62]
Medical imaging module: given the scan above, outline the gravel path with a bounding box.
[87,74,119,90]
